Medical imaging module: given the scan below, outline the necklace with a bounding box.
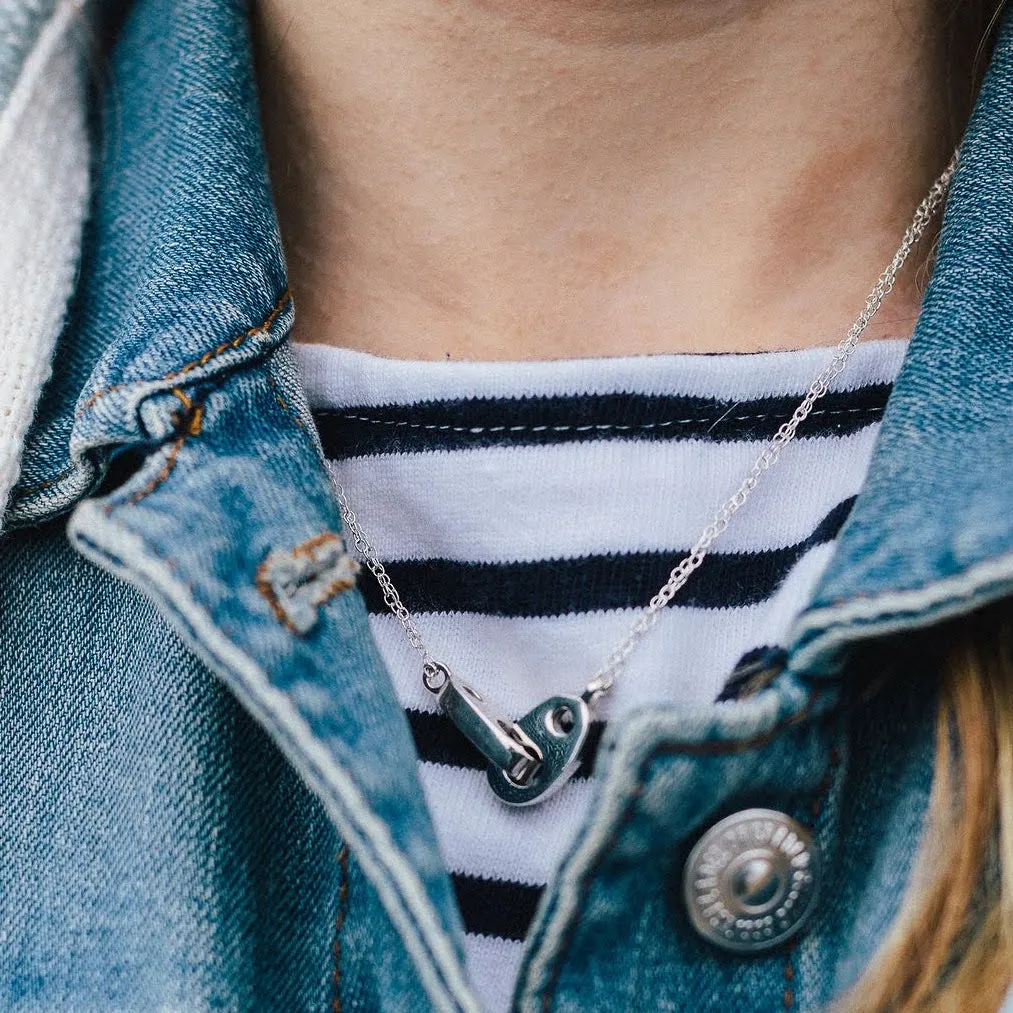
[332,152,958,807]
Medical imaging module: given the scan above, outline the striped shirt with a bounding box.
[295,339,907,1013]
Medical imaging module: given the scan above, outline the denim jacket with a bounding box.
[2,0,1013,1010]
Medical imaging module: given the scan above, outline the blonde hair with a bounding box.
[832,4,1013,1007]
[843,604,1013,1012]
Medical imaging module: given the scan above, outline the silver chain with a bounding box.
[332,485,437,668]
[332,149,958,705]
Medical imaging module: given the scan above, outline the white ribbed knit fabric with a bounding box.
[0,0,90,524]
[296,338,907,1013]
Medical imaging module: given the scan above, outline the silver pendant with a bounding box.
[428,663,591,807]
[486,695,591,806]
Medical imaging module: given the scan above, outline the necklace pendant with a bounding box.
[487,695,591,807]
[428,663,592,807]
[433,667,545,784]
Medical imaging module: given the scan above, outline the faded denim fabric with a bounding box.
[0,0,59,110]
[0,0,1011,1011]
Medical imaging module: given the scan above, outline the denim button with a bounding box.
[682,808,820,953]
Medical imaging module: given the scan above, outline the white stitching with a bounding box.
[332,405,885,436]
[68,506,479,1013]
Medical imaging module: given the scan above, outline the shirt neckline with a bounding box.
[292,338,911,410]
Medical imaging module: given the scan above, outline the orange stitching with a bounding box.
[266,371,305,429]
[293,532,341,559]
[17,463,78,498]
[20,292,290,501]
[184,401,205,437]
[332,844,350,1013]
[119,399,204,509]
[783,939,797,1009]
[255,532,358,634]
[315,572,359,601]
[77,289,292,416]
[116,434,185,509]
[255,563,301,634]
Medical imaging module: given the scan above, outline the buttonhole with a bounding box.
[257,532,360,635]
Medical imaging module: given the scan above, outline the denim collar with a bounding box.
[8,4,1013,669]
[8,2,477,1008]
[3,1,1012,1007]
[786,13,1013,675]
[8,0,292,524]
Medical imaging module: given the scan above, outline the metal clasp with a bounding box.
[425,663,543,785]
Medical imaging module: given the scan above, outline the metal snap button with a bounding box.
[682,808,820,954]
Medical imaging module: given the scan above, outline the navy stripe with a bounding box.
[409,708,605,779]
[451,872,543,942]
[359,497,855,618]
[314,385,890,458]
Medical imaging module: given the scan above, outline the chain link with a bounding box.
[331,149,958,705]
[332,481,438,676]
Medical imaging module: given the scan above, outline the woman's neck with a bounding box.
[254,0,951,359]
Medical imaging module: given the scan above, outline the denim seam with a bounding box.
[524,694,822,1013]
[115,390,205,509]
[332,843,350,1013]
[266,370,305,430]
[788,550,1013,675]
[783,941,797,1011]
[67,508,479,1013]
[16,460,77,497]
[254,360,358,635]
[11,293,292,513]
[782,738,842,1010]
[255,532,360,635]
[74,288,292,418]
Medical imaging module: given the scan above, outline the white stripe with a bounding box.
[463,935,525,1013]
[329,431,878,563]
[296,338,908,406]
[297,338,903,1013]
[419,764,593,887]
[370,543,836,717]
